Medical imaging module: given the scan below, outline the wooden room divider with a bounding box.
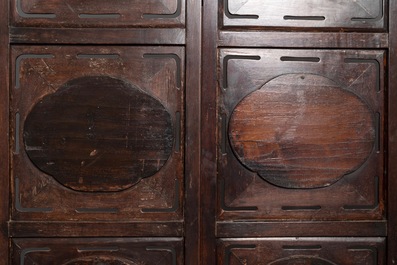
[0,0,397,264]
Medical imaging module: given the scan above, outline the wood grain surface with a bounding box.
[229,74,375,188]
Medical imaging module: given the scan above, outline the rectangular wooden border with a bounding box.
[201,0,218,264]
[0,0,9,263]
[9,222,184,237]
[217,221,387,237]
[388,0,397,264]
[10,28,185,45]
[184,0,202,263]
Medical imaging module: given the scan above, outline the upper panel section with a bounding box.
[222,0,386,31]
[11,0,185,28]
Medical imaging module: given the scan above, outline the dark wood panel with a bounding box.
[218,49,385,221]
[9,221,183,237]
[11,0,185,28]
[10,28,185,45]
[12,238,183,265]
[219,32,388,48]
[10,46,184,222]
[222,0,386,30]
[24,75,173,192]
[218,238,385,265]
[217,221,387,237]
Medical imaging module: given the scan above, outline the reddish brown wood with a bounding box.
[218,49,385,222]
[229,73,375,189]
[1,0,396,263]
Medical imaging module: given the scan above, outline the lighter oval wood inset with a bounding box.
[24,76,173,192]
[229,74,375,189]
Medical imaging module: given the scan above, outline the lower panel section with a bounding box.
[12,237,183,265]
[218,238,385,265]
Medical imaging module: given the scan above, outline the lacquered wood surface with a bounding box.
[0,0,396,264]
[229,73,375,189]
[11,46,184,222]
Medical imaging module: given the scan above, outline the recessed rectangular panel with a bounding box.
[12,238,183,265]
[223,0,385,30]
[218,49,385,222]
[218,238,385,265]
[10,46,185,222]
[11,0,185,28]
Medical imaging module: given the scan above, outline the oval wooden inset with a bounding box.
[229,74,375,189]
[64,256,133,265]
[24,76,173,192]
[268,256,336,265]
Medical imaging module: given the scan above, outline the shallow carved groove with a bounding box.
[143,0,182,19]
[222,55,261,88]
[63,256,134,265]
[24,76,173,192]
[20,248,51,265]
[229,74,375,189]
[268,256,337,265]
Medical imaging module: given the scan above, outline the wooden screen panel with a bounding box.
[218,49,385,221]
[12,238,183,264]
[218,238,385,265]
[11,0,185,28]
[10,46,184,222]
[222,0,385,30]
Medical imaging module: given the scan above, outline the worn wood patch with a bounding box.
[229,74,375,189]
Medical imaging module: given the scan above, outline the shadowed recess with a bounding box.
[268,256,337,265]
[23,76,173,192]
[63,256,134,265]
[229,74,375,189]
[283,15,325,21]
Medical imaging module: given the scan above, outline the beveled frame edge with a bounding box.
[0,0,10,263]
[201,0,218,264]
[185,0,202,264]
[387,0,397,264]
